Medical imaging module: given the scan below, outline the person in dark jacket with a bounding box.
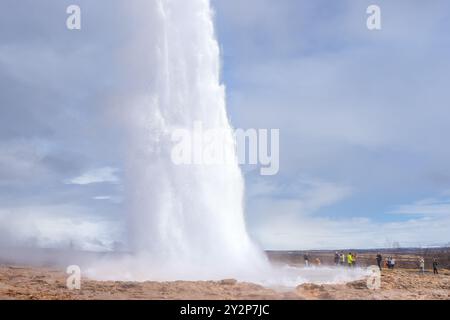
[304,254,309,267]
[433,259,439,275]
[334,252,340,266]
[376,253,382,270]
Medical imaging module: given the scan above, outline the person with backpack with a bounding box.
[334,252,340,266]
[347,252,353,267]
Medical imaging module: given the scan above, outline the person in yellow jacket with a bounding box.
[347,252,353,267]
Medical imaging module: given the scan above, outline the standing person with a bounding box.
[376,253,383,271]
[347,252,353,267]
[432,259,439,275]
[391,257,396,269]
[304,253,309,267]
[352,253,357,267]
[387,256,392,269]
[334,252,340,266]
[419,257,425,275]
[341,253,345,265]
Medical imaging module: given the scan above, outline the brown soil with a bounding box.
[0,265,448,300]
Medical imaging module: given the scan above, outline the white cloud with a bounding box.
[251,213,450,250]
[247,177,353,215]
[390,196,450,216]
[66,167,120,185]
[0,205,122,252]
[247,179,450,249]
[92,195,123,204]
[93,196,112,200]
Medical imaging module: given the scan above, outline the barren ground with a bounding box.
[0,264,448,300]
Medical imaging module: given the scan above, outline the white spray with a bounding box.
[88,0,370,285]
[117,0,267,280]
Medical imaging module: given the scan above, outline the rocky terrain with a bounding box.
[0,264,448,300]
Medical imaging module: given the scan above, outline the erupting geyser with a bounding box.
[118,0,267,280]
[88,0,369,285]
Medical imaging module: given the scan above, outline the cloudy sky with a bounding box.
[1,0,450,251]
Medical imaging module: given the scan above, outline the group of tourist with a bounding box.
[418,257,439,275]
[339,252,357,267]
[385,256,396,269]
[303,254,322,267]
[376,254,397,270]
[376,253,440,275]
[304,252,358,268]
[304,252,441,275]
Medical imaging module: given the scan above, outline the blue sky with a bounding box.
[1,0,450,250]
[212,0,450,249]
